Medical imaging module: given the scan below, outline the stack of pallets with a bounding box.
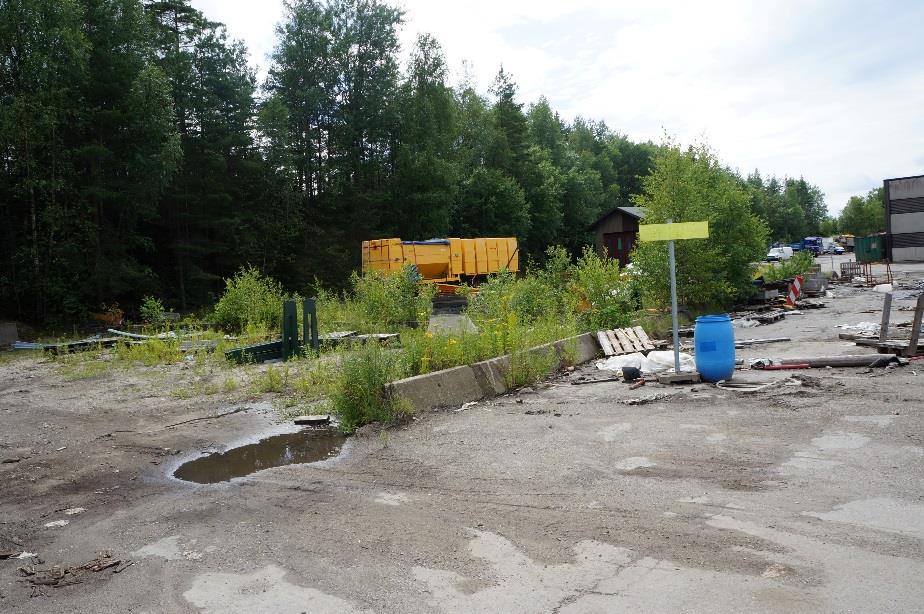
[596,327,657,356]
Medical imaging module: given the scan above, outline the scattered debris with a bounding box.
[837,322,881,334]
[106,328,177,340]
[597,351,695,375]
[43,520,69,528]
[454,402,478,412]
[570,377,622,385]
[18,552,120,588]
[715,378,799,393]
[751,354,899,369]
[621,393,676,405]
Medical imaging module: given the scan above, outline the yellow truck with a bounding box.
[361,238,519,292]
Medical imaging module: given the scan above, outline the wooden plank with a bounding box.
[622,327,645,352]
[879,292,892,342]
[633,326,655,350]
[614,328,636,354]
[606,330,625,354]
[907,294,924,357]
[596,331,615,356]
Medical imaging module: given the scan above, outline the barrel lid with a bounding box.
[695,314,731,323]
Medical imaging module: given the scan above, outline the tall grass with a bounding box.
[330,343,411,433]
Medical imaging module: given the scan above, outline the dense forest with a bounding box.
[2,0,842,325]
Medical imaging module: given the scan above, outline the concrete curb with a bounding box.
[388,332,599,413]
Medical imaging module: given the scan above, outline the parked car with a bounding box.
[766,246,793,262]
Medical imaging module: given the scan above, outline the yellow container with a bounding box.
[361,237,519,282]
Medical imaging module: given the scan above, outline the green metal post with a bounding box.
[282,300,298,360]
[303,297,319,354]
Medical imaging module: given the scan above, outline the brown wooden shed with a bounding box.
[589,206,647,267]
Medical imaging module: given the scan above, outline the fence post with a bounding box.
[303,297,320,355]
[282,300,298,360]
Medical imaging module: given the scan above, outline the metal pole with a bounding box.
[667,219,681,374]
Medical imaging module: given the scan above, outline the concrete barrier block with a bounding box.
[388,365,483,411]
[390,332,600,413]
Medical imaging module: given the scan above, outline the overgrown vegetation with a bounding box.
[759,251,815,283]
[349,266,434,330]
[213,266,290,333]
[330,343,412,433]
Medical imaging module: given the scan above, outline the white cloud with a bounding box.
[192,0,924,214]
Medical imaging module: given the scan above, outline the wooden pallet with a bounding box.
[597,326,656,356]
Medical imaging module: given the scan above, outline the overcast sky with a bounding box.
[191,0,924,214]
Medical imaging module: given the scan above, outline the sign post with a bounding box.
[638,220,709,374]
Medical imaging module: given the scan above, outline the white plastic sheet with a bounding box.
[596,351,695,375]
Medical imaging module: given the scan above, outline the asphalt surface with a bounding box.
[1,254,923,612]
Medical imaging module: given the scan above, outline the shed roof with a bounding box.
[588,206,647,230]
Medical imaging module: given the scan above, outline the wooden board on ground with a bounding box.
[621,328,645,352]
[632,326,656,350]
[606,330,623,354]
[596,327,660,356]
[614,328,636,353]
[596,331,615,356]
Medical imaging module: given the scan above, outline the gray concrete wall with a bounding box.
[893,247,924,262]
[890,211,924,234]
[887,176,924,200]
[389,332,599,412]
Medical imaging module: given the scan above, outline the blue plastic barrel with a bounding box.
[694,314,735,382]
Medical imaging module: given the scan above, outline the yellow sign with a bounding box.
[638,221,709,242]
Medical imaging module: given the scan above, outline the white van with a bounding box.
[766,247,793,262]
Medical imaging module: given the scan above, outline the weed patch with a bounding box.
[330,344,411,433]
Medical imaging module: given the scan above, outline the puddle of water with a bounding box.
[174,429,346,484]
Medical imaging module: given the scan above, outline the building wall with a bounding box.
[592,213,639,258]
[885,175,924,262]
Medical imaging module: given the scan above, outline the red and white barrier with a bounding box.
[786,274,804,306]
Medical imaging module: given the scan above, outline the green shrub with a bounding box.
[213,266,289,332]
[570,246,636,330]
[631,142,768,308]
[330,343,411,433]
[350,265,434,331]
[139,296,166,326]
[760,251,814,283]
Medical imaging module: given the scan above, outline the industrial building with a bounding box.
[884,174,924,261]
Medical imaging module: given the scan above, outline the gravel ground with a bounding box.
[1,255,922,613]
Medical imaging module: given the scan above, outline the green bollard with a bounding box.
[302,298,319,355]
[282,300,298,360]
